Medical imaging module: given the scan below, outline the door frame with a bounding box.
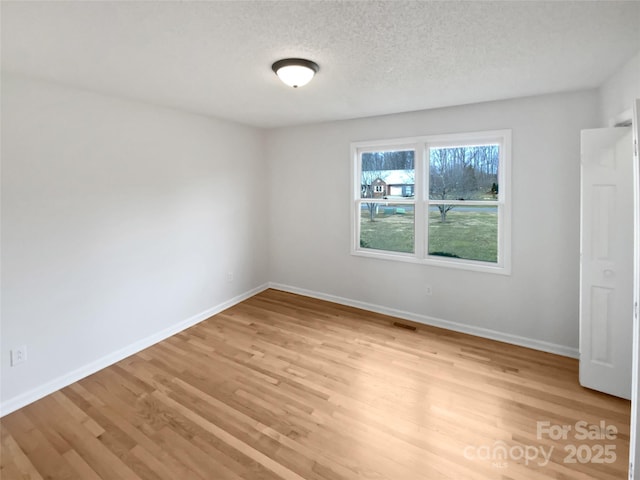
[630,98,640,479]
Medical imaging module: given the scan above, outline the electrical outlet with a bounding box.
[425,284,433,296]
[227,272,234,283]
[10,345,27,366]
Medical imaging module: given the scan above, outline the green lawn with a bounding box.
[360,208,415,253]
[428,209,497,262]
[360,208,498,262]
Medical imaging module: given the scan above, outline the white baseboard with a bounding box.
[268,282,579,359]
[0,283,269,417]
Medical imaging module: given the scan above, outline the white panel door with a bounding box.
[580,126,633,399]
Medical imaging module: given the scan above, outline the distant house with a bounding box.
[362,169,414,198]
[371,178,387,198]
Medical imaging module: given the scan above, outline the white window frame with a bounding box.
[351,129,512,275]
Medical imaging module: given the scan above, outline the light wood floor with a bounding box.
[1,289,631,479]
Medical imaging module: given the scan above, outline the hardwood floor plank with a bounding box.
[52,391,105,438]
[1,424,45,480]
[152,391,309,480]
[2,410,82,480]
[62,449,103,480]
[1,289,630,479]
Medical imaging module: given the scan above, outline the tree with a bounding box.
[429,147,458,222]
[429,145,499,222]
[361,153,385,221]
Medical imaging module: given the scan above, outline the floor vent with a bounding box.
[392,322,417,331]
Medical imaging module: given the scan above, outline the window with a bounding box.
[352,130,511,274]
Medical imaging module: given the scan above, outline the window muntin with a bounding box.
[352,131,511,274]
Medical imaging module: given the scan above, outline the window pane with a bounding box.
[429,145,499,201]
[361,150,415,199]
[428,205,497,262]
[360,202,414,253]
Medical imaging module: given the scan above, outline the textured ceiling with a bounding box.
[2,1,639,128]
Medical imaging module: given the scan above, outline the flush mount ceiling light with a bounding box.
[271,58,319,88]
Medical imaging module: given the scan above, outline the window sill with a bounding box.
[351,248,511,275]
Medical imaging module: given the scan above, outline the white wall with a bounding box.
[0,73,607,413]
[599,51,640,126]
[1,74,268,410]
[267,90,600,354]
